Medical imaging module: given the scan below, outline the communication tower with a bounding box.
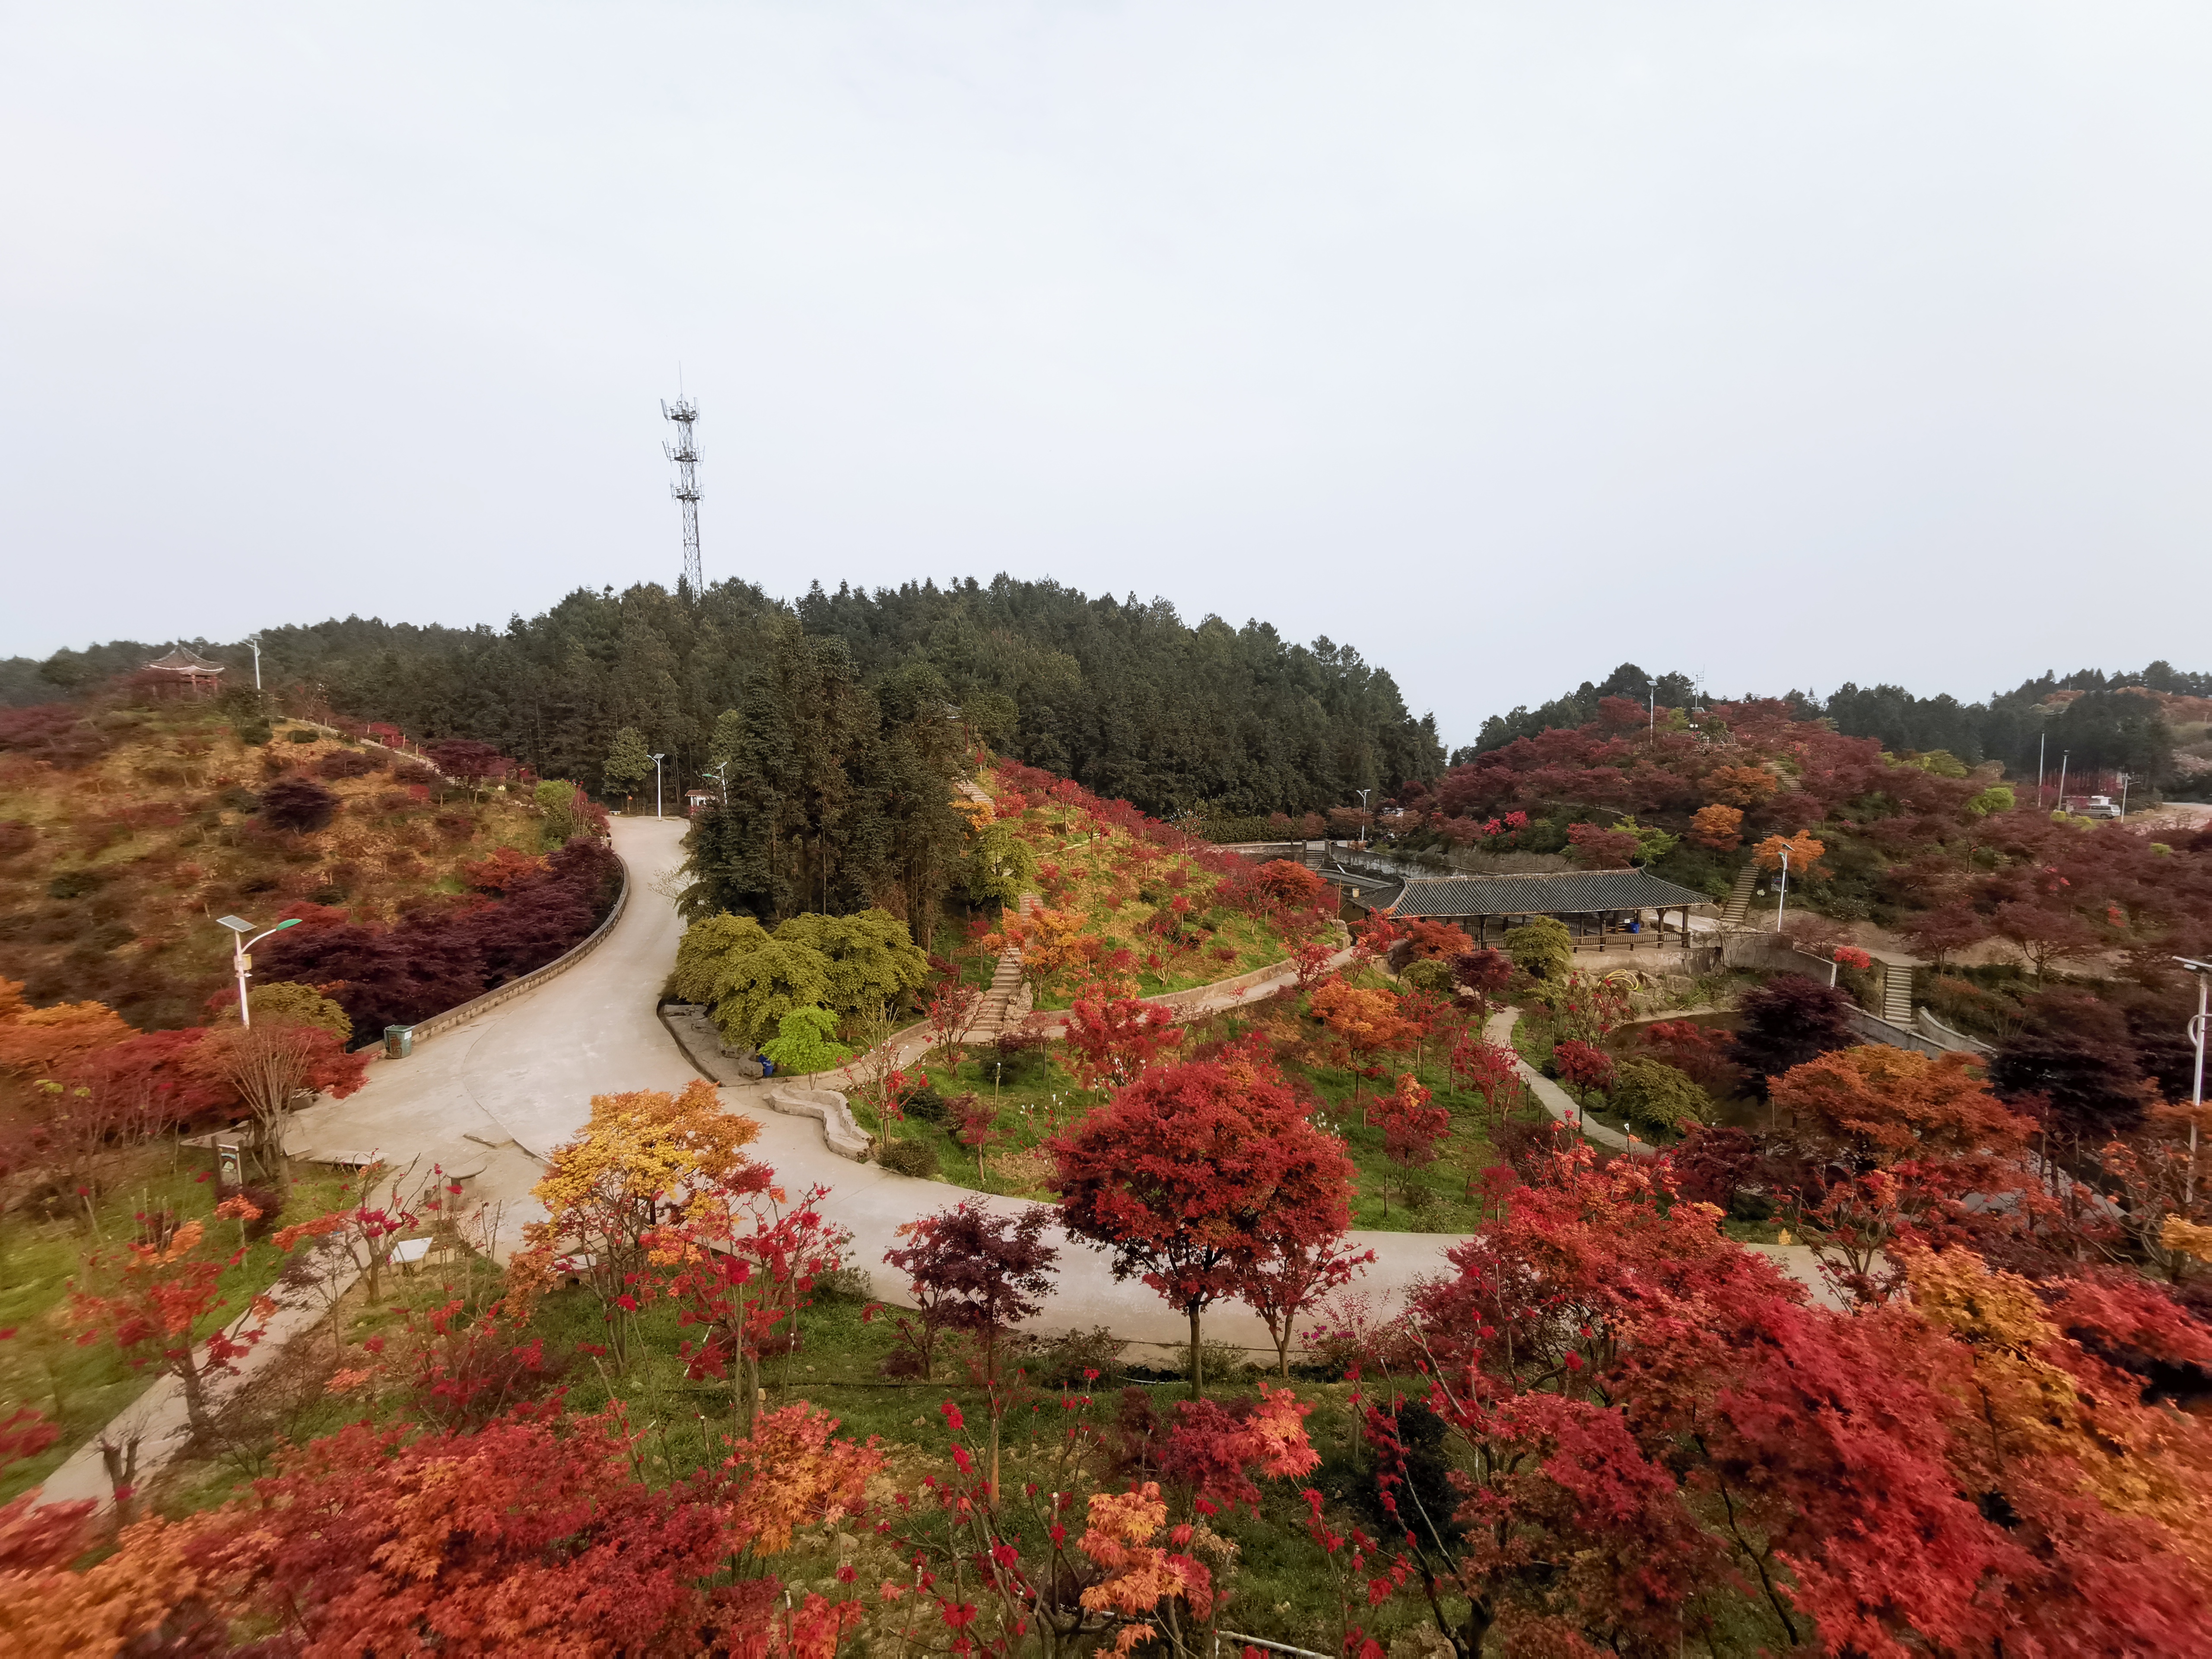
[661,396,702,594]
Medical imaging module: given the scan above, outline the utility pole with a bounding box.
[662,394,702,596]
[2058,750,2069,811]
[216,914,301,1025]
[2037,732,2047,806]
[246,635,262,692]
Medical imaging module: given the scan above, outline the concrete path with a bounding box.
[34,1262,362,1511]
[1483,1007,1652,1158]
[285,818,1462,1356]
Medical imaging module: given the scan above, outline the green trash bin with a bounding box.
[384,1025,414,1060]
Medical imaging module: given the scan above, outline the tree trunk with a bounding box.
[1187,1304,1204,1400]
[174,1354,214,1445]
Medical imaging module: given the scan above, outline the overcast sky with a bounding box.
[4,3,2209,747]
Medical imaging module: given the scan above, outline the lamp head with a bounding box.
[217,915,253,933]
[274,917,301,931]
[2176,957,2212,976]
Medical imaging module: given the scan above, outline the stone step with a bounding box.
[1720,862,1761,925]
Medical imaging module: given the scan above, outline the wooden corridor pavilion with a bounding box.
[1372,870,1715,951]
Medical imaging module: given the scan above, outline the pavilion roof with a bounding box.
[146,644,225,674]
[1385,869,1714,918]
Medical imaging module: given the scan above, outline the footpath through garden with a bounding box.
[281,818,1468,1351]
[40,817,1843,1509]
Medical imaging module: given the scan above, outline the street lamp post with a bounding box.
[1355,788,1371,847]
[651,753,666,819]
[2178,957,2210,1208]
[246,635,262,692]
[1773,846,1791,933]
[216,914,302,1025]
[2057,749,2069,812]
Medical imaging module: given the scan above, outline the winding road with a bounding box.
[41,817,1837,1510]
[287,817,1468,1355]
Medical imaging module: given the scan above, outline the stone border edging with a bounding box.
[743,944,1360,1164]
[353,847,629,1064]
[761,1087,871,1161]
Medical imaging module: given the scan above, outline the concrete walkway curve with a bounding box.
[287,818,1465,1355]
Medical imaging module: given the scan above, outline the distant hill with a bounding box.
[1457,661,2209,798]
[5,576,1444,819]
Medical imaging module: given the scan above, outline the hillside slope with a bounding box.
[0,701,572,1030]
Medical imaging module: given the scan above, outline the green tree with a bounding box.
[1966,784,2016,818]
[773,910,930,1019]
[675,908,929,1048]
[1612,817,1679,866]
[964,820,1037,905]
[1611,1057,1713,1137]
[602,726,654,803]
[535,777,589,846]
[669,912,772,1005]
[758,1006,850,1075]
[706,935,834,1049]
[1503,916,1573,980]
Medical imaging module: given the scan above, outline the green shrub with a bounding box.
[1612,1056,1712,1138]
[242,981,354,1043]
[1019,1325,1129,1387]
[1505,916,1573,980]
[814,1265,873,1301]
[1401,958,1454,995]
[235,722,273,747]
[677,907,929,1047]
[878,1138,940,1179]
[285,728,319,744]
[760,1006,851,1076]
[902,1086,949,1125]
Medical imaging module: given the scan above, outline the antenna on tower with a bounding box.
[661,394,702,595]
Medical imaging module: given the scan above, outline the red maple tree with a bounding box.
[1051,1033,1354,1395]
[1061,976,1183,1093]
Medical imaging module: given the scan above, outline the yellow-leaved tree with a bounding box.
[512,1080,762,1365]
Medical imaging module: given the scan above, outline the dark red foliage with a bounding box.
[421,738,507,783]
[878,1199,1058,1382]
[0,704,112,767]
[1729,974,1856,1093]
[1450,948,1514,998]
[1989,988,2156,1142]
[1566,822,1640,869]
[1665,1125,1764,1210]
[257,775,340,833]
[315,747,384,780]
[258,839,620,1037]
[1638,1018,1742,1094]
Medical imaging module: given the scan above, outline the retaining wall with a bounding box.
[353,848,629,1064]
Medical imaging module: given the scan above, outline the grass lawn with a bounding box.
[844,1017,1508,1231]
[0,1144,356,1501]
[138,1255,1452,1655]
[980,778,1301,1008]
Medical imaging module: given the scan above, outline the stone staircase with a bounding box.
[972,891,1039,1037]
[1878,958,1915,1025]
[1720,861,1761,925]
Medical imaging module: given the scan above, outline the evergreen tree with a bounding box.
[602,726,654,801]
